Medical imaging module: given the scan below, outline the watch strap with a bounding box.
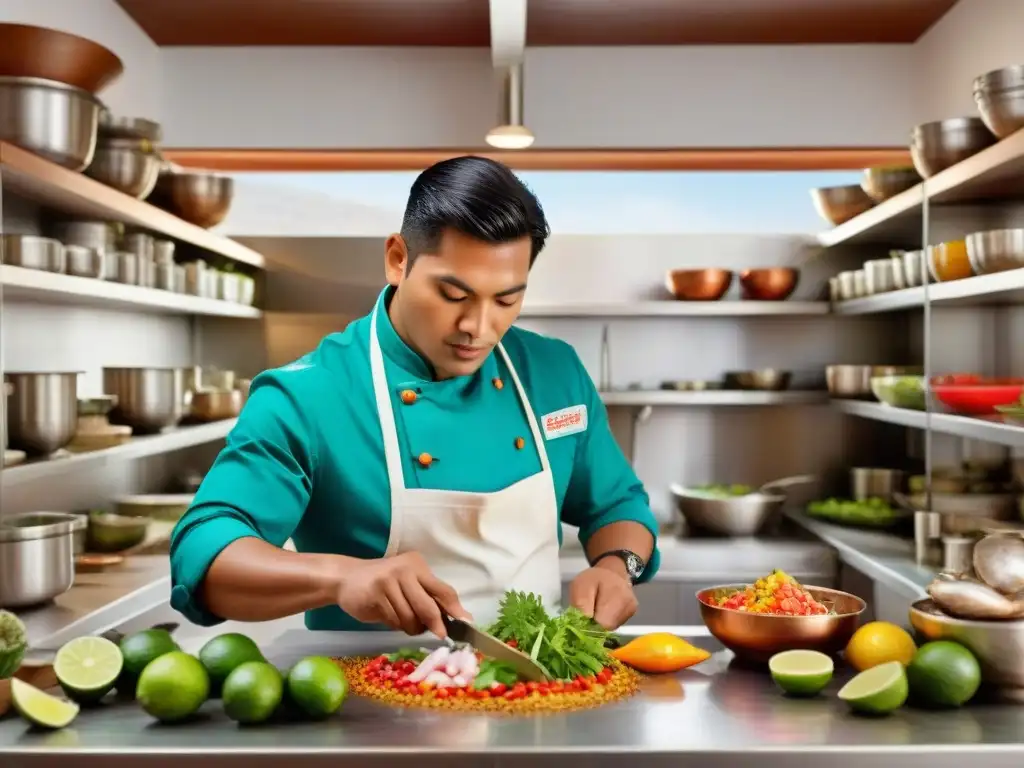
[591,549,645,584]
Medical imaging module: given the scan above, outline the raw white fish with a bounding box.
[407,646,451,683]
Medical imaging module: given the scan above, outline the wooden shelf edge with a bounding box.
[3,419,238,486]
[0,142,265,269]
[0,265,262,318]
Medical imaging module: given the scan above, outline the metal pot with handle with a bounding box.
[0,512,85,608]
[670,474,816,537]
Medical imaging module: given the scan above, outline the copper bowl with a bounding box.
[739,268,799,301]
[151,172,234,229]
[665,269,733,301]
[697,584,866,663]
[0,24,123,94]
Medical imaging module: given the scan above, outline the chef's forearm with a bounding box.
[199,537,351,622]
[585,520,655,566]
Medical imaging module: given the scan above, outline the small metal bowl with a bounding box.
[723,369,791,391]
[665,268,733,301]
[910,117,996,178]
[810,185,874,226]
[738,268,799,301]
[861,166,921,202]
[85,138,160,199]
[698,585,866,663]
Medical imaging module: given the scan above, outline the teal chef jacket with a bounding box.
[170,287,661,630]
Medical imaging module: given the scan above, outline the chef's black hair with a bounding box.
[401,155,549,271]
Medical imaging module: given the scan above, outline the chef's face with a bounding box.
[385,228,531,379]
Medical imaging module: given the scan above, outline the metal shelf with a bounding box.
[0,265,262,318]
[0,141,264,268]
[832,267,1024,315]
[817,127,1024,248]
[832,399,1024,448]
[2,419,238,486]
[601,390,829,407]
[519,301,829,318]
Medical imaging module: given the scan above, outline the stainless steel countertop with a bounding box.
[2,628,1023,767]
[784,510,937,598]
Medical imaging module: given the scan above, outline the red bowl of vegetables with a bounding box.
[930,374,1024,415]
[697,577,866,664]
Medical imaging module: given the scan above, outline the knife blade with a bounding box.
[441,615,550,682]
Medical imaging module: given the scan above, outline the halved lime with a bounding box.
[768,649,834,696]
[54,636,124,704]
[838,660,909,715]
[10,678,80,729]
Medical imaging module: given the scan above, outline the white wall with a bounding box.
[159,44,921,148]
[914,0,1024,123]
[0,0,161,117]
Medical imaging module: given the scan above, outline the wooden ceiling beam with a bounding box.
[163,147,911,172]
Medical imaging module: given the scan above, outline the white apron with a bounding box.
[369,309,563,626]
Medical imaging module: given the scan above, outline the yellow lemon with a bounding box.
[844,621,917,672]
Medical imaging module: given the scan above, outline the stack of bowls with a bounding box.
[974,65,1024,140]
[0,23,123,171]
[966,229,1024,274]
[85,110,162,199]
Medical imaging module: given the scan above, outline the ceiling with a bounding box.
[116,0,959,47]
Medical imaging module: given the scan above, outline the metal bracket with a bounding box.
[628,405,653,465]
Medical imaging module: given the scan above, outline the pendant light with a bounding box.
[486,63,534,150]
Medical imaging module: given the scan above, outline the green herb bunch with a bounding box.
[486,591,612,681]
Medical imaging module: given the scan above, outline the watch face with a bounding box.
[625,553,643,578]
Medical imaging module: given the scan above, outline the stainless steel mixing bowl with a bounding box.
[4,372,80,455]
[0,76,100,171]
[103,367,187,433]
[910,117,996,178]
[670,485,785,537]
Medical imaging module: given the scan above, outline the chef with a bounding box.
[169,155,660,637]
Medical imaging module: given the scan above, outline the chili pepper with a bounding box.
[610,633,711,673]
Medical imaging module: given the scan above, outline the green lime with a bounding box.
[10,678,79,729]
[222,661,284,724]
[136,651,210,723]
[54,636,123,705]
[837,660,909,715]
[768,649,834,696]
[906,641,981,708]
[199,633,265,696]
[118,628,180,691]
[286,656,348,719]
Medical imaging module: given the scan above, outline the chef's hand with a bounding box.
[569,562,638,630]
[335,552,471,638]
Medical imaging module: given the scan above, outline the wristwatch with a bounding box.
[592,549,646,584]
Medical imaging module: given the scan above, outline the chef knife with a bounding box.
[441,614,550,682]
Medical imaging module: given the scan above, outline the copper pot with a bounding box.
[0,24,123,94]
[739,268,799,301]
[665,269,733,301]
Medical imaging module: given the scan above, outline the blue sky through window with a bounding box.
[237,169,862,234]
